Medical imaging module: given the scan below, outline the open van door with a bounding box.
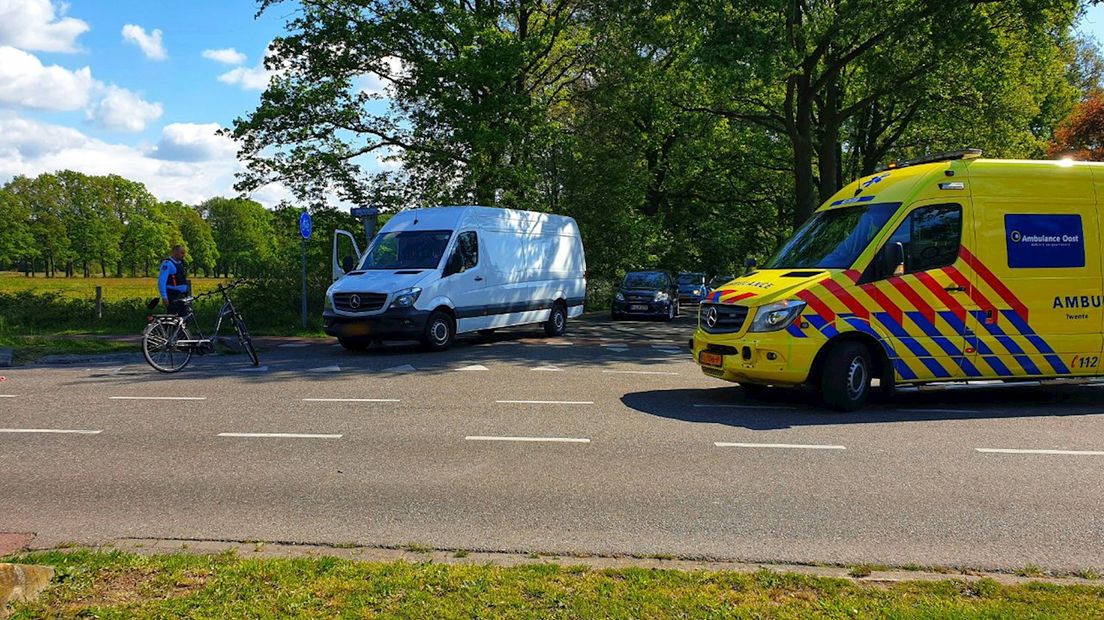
[332,229,362,282]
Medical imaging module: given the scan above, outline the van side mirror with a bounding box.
[444,251,462,276]
[342,255,356,273]
[881,242,905,277]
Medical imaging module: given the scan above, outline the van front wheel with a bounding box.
[421,311,455,351]
[819,341,871,412]
[544,302,567,337]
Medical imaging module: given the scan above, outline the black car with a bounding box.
[611,270,680,321]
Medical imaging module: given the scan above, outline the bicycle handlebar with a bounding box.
[182,279,249,303]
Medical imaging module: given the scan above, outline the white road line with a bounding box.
[496,400,594,405]
[693,404,796,410]
[603,370,679,376]
[0,395,16,398]
[976,448,1104,456]
[531,366,563,372]
[0,428,102,435]
[383,364,416,372]
[654,349,683,354]
[302,398,400,403]
[109,396,207,401]
[238,366,269,372]
[307,365,342,373]
[465,435,590,443]
[217,432,343,439]
[457,364,489,371]
[715,442,846,450]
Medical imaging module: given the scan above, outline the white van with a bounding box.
[324,206,587,351]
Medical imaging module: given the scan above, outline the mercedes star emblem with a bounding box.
[349,294,362,309]
[704,306,719,328]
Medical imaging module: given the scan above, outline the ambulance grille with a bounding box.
[699,303,749,334]
[334,292,387,313]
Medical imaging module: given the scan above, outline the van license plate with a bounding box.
[630,304,648,312]
[699,351,723,367]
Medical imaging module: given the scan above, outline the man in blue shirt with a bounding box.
[158,245,190,315]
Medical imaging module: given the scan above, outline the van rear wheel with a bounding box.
[544,302,567,337]
[819,341,871,412]
[422,310,455,351]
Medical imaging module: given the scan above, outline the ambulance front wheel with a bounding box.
[819,341,871,412]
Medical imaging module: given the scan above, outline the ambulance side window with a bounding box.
[885,204,962,274]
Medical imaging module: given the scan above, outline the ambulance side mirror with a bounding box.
[881,242,905,277]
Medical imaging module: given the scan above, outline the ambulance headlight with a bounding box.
[389,287,422,309]
[749,300,806,332]
[654,291,669,302]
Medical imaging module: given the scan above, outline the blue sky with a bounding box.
[1,1,1103,207]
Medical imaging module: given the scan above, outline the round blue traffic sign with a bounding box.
[299,211,313,239]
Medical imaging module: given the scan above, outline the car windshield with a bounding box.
[677,273,705,285]
[622,272,666,289]
[765,203,900,269]
[709,275,733,288]
[359,229,453,270]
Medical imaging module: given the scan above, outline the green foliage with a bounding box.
[201,196,277,277]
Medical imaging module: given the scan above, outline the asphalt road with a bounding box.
[2,312,1103,571]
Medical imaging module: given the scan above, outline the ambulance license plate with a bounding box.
[630,304,648,312]
[699,351,723,367]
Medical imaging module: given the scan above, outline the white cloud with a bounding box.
[0,45,92,110]
[153,122,237,162]
[87,85,163,132]
[121,24,166,61]
[202,47,246,65]
[0,0,89,53]
[217,43,281,91]
[353,56,406,96]
[0,115,290,206]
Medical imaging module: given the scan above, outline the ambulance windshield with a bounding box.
[359,229,454,270]
[765,203,899,270]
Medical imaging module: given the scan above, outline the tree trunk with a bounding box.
[791,79,818,229]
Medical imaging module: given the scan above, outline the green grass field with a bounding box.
[5,550,1103,618]
[0,271,229,301]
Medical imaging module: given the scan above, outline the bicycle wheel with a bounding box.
[233,314,259,366]
[142,319,192,373]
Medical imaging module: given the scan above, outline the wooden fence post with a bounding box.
[95,286,102,319]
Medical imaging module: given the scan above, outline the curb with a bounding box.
[37,538,1104,588]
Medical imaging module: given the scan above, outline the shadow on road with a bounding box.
[621,384,1104,430]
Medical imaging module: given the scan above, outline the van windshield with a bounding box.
[765,203,900,270]
[359,230,453,270]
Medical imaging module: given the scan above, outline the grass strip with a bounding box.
[5,550,1104,618]
[0,337,137,365]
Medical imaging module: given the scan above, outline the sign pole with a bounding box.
[301,237,308,329]
[298,210,313,330]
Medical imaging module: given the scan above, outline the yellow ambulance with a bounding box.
[692,150,1104,410]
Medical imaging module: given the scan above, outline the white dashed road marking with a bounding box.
[238,366,269,373]
[532,366,563,372]
[603,370,679,376]
[0,428,102,435]
[308,365,342,373]
[383,364,416,373]
[496,400,594,405]
[465,436,590,443]
[302,398,400,403]
[976,448,1104,456]
[109,396,207,401]
[458,364,489,371]
[218,432,343,439]
[0,395,16,398]
[714,442,846,450]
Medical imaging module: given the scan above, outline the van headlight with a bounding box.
[389,287,422,309]
[654,291,669,302]
[749,300,806,332]
[324,292,334,311]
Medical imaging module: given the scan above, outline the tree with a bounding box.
[1048,91,1104,160]
[230,0,593,211]
[161,201,220,276]
[201,197,275,277]
[3,174,73,277]
[0,187,37,270]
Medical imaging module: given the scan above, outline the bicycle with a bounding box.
[141,279,259,373]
